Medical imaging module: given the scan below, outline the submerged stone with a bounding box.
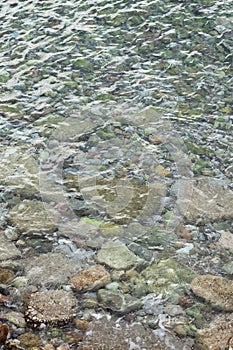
[195,313,233,350]
[69,265,111,291]
[24,252,80,287]
[0,146,39,197]
[0,236,21,261]
[177,177,233,224]
[8,200,58,235]
[97,289,141,313]
[25,290,77,326]
[190,274,233,311]
[96,240,144,270]
[131,258,196,299]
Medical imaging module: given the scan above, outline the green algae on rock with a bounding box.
[131,258,196,299]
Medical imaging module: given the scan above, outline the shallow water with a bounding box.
[0,0,232,349]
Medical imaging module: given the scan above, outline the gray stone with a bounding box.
[8,200,58,235]
[96,240,144,270]
[177,177,233,223]
[0,236,21,261]
[24,252,81,287]
[97,289,141,313]
[0,146,39,196]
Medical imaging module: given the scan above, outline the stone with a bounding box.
[24,252,80,287]
[0,146,39,197]
[97,289,141,314]
[0,236,21,261]
[77,313,194,350]
[69,265,111,291]
[4,312,26,328]
[16,333,42,348]
[0,323,9,345]
[131,259,196,299]
[96,240,144,270]
[218,230,233,250]
[223,261,233,275]
[190,274,233,311]
[0,268,15,284]
[177,177,233,223]
[8,200,58,235]
[25,290,77,326]
[195,313,233,350]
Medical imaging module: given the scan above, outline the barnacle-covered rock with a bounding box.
[25,290,77,327]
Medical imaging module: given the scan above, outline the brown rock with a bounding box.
[195,313,233,350]
[69,265,111,291]
[74,319,89,331]
[0,323,9,344]
[190,274,233,311]
[0,268,15,284]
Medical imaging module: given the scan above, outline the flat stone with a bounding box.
[190,274,233,311]
[8,200,58,235]
[177,177,233,223]
[24,252,81,287]
[0,236,21,261]
[25,290,77,326]
[96,240,144,270]
[97,289,141,313]
[69,265,111,291]
[77,313,194,350]
[0,146,39,197]
[195,313,233,350]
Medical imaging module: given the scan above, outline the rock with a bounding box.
[77,313,194,350]
[195,313,233,350]
[131,258,196,299]
[96,240,144,270]
[223,261,233,275]
[177,177,233,223]
[4,311,26,327]
[97,289,141,313]
[0,236,21,261]
[218,230,233,250]
[0,323,9,345]
[0,268,15,284]
[8,200,58,235]
[25,290,77,326]
[0,146,39,197]
[190,274,233,311]
[69,265,111,291]
[24,252,81,287]
[16,333,42,349]
[135,228,177,248]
